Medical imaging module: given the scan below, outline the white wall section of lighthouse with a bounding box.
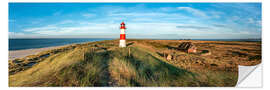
[120,29,125,34]
[119,40,126,47]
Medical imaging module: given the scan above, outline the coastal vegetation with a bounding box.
[9,39,261,87]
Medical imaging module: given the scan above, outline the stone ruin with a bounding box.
[177,42,197,53]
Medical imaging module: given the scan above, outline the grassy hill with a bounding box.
[9,39,261,87]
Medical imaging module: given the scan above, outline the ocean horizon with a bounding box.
[9,38,261,51]
[9,38,114,51]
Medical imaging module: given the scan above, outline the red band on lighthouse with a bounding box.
[120,34,126,40]
[120,26,126,29]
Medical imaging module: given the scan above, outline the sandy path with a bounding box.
[9,46,64,60]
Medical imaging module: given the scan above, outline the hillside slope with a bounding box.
[9,39,261,87]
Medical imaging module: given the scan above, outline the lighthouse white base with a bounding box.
[119,40,126,47]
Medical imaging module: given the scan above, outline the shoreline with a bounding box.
[9,45,67,60]
[8,41,97,60]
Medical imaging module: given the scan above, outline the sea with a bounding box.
[9,38,261,51]
[9,38,114,50]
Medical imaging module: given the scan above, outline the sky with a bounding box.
[9,3,261,39]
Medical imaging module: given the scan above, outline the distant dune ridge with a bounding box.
[8,39,261,87]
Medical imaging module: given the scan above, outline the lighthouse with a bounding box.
[119,22,126,47]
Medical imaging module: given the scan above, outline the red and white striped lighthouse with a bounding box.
[119,22,126,47]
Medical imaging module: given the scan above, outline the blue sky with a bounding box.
[9,3,261,39]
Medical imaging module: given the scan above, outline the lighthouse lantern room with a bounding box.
[119,22,126,47]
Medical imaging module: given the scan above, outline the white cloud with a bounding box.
[24,26,57,32]
[177,7,208,18]
[9,3,262,39]
[23,22,118,35]
[21,18,248,36]
[9,32,25,36]
[239,31,251,35]
[17,20,260,39]
[9,32,26,38]
[245,18,261,27]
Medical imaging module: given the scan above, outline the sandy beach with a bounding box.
[9,46,64,60]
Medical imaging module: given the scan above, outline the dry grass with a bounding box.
[9,39,261,87]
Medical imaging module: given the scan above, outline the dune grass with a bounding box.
[9,43,198,86]
[9,39,256,87]
[108,47,197,86]
[9,47,86,86]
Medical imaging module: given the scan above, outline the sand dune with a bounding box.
[9,46,64,60]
